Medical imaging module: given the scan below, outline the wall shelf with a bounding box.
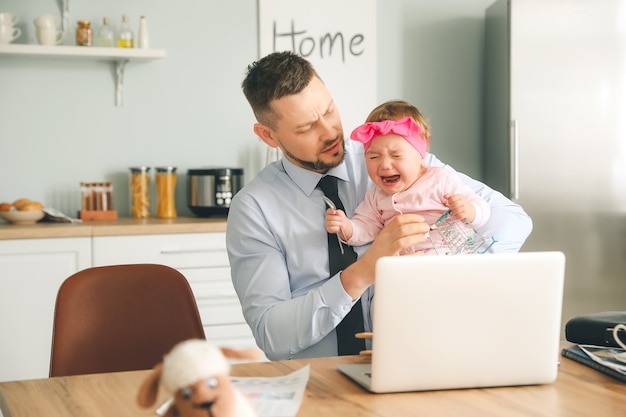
[0,44,166,60]
[0,44,167,106]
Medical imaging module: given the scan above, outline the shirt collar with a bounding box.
[281,155,351,197]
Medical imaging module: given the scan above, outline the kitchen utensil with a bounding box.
[322,195,345,255]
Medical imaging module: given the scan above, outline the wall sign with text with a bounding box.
[259,0,377,132]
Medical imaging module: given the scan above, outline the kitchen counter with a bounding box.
[0,217,227,240]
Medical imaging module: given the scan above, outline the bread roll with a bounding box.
[12,198,32,210]
[20,201,44,211]
[0,202,12,212]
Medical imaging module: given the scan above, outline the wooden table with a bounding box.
[1,344,625,417]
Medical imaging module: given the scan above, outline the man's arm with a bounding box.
[226,192,353,360]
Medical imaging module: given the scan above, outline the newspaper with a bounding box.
[579,345,626,375]
[156,365,309,417]
[232,365,309,417]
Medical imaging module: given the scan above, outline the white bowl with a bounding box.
[0,209,45,225]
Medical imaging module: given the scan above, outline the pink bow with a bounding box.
[350,117,427,157]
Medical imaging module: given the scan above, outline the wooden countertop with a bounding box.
[0,217,227,240]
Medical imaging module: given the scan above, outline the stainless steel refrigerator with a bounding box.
[483,0,626,332]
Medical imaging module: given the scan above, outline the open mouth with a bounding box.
[321,140,341,155]
[381,175,401,185]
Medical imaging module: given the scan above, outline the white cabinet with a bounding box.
[0,228,258,382]
[0,237,92,382]
[92,232,258,352]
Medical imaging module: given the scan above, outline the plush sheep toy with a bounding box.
[137,339,258,417]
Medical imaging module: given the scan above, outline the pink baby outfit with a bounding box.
[346,166,490,254]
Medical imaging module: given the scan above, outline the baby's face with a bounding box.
[364,134,423,194]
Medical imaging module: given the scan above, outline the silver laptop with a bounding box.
[338,251,565,393]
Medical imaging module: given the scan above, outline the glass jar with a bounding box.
[80,182,114,211]
[130,167,150,218]
[102,182,114,211]
[155,166,177,219]
[76,20,92,46]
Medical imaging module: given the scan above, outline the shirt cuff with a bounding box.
[321,272,355,315]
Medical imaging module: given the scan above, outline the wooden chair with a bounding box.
[49,263,206,377]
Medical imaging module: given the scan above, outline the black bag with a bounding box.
[565,311,626,348]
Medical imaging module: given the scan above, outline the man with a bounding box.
[227,51,532,360]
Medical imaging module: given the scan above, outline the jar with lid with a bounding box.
[129,167,150,218]
[76,20,92,46]
[155,166,177,219]
[80,182,114,211]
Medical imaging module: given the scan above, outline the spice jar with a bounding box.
[155,166,177,219]
[80,182,114,211]
[130,167,150,218]
[76,20,92,46]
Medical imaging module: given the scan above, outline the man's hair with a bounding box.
[242,51,320,128]
[365,100,431,142]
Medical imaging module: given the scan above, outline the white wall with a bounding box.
[0,0,494,217]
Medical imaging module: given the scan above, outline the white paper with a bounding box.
[579,345,626,374]
[156,365,309,417]
[231,365,309,417]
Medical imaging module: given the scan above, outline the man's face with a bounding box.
[265,77,345,173]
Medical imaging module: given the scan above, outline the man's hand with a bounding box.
[340,214,430,299]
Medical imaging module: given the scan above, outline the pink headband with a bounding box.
[350,116,427,158]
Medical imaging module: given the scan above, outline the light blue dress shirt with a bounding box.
[226,140,532,360]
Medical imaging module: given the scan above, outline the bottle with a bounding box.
[97,17,114,47]
[117,14,134,48]
[76,20,92,46]
[155,166,177,219]
[137,16,149,49]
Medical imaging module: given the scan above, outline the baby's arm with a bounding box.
[445,193,476,223]
[325,209,354,242]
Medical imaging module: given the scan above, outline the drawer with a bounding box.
[92,232,228,268]
[180,267,236,300]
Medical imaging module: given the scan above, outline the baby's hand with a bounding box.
[445,194,475,223]
[325,208,347,235]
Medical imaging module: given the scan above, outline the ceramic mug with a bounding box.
[34,14,60,29]
[0,23,20,44]
[0,12,19,26]
[36,26,64,46]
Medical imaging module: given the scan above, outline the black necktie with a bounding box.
[317,175,366,355]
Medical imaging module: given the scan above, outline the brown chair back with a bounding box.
[50,263,205,377]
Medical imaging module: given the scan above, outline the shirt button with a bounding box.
[343,304,351,311]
